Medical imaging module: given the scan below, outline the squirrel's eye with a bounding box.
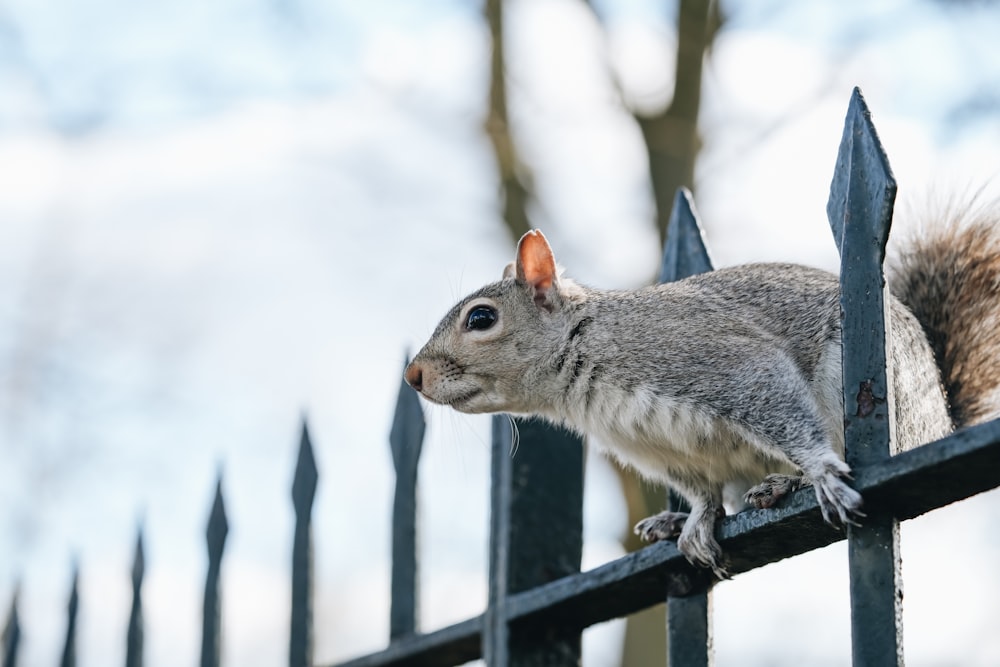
[466,306,498,331]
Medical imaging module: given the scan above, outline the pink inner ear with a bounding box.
[518,230,557,291]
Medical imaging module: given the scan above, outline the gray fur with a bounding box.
[407,221,999,578]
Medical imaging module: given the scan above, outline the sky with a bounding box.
[2,0,1000,666]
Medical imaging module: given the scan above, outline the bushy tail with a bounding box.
[890,200,1000,428]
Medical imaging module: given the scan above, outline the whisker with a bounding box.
[507,415,520,458]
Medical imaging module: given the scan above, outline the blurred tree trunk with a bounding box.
[590,1,721,665]
[483,0,719,663]
[638,0,720,247]
[484,0,533,245]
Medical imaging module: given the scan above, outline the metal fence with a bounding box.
[5,88,1000,667]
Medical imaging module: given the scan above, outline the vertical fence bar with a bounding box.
[485,418,513,667]
[390,358,425,640]
[291,422,318,667]
[126,531,144,667]
[827,87,903,667]
[1,588,18,667]
[660,187,715,667]
[60,565,79,667]
[485,417,584,666]
[201,476,229,667]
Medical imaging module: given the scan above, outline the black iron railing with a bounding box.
[4,89,1000,667]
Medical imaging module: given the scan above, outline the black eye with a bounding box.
[466,305,498,331]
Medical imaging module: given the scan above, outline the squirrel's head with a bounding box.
[405,229,579,414]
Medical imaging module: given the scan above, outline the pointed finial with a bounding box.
[660,187,714,284]
[206,474,229,562]
[132,529,145,587]
[292,420,318,513]
[391,355,426,473]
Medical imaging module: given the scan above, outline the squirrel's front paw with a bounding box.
[809,457,865,527]
[634,510,687,542]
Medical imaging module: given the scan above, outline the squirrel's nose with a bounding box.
[404,362,423,392]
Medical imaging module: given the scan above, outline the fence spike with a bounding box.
[290,421,317,667]
[827,86,898,463]
[292,420,319,515]
[660,187,714,283]
[201,475,228,667]
[60,563,80,667]
[658,188,716,667]
[827,86,903,667]
[827,87,897,263]
[388,356,426,639]
[660,188,715,514]
[390,355,425,474]
[2,586,20,667]
[125,529,145,667]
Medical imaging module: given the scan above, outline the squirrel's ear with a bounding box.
[502,261,516,280]
[515,229,559,308]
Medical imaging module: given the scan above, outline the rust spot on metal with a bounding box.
[856,380,885,417]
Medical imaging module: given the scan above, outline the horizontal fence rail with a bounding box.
[330,417,1000,667]
[3,88,1000,667]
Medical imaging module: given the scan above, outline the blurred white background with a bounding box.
[2,0,1000,665]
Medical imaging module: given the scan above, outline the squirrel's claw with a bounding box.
[810,458,865,528]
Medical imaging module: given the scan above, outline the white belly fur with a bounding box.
[558,340,846,512]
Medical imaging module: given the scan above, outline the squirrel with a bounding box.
[404,208,1000,578]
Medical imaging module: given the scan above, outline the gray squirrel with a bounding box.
[404,209,1000,577]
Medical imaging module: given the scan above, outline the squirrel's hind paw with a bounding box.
[634,510,687,542]
[744,473,804,509]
